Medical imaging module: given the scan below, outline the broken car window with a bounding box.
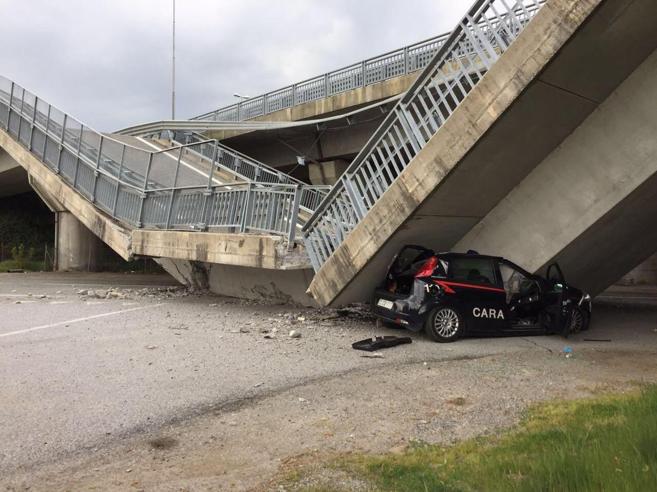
[499,262,536,303]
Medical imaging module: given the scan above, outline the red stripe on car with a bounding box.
[434,280,505,294]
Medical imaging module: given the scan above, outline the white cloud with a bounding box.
[1,0,470,130]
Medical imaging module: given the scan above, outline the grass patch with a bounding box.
[292,386,657,491]
[0,259,46,272]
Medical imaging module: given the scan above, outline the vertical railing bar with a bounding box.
[112,145,127,216]
[166,148,183,228]
[91,135,104,202]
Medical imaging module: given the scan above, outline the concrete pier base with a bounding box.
[156,258,317,306]
[308,160,349,186]
[55,212,104,272]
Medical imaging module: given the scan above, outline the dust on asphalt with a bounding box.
[1,273,656,491]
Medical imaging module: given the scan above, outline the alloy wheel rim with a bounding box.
[570,309,583,332]
[434,308,459,338]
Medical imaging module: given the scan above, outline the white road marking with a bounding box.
[136,137,224,186]
[0,304,164,339]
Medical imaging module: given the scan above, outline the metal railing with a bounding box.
[161,130,330,212]
[302,0,545,272]
[191,31,452,122]
[0,76,316,244]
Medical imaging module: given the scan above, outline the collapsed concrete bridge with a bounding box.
[1,0,656,306]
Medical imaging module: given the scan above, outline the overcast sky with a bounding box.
[1,0,469,131]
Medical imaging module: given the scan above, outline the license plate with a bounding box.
[377,298,394,309]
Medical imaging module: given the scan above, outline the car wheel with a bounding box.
[425,307,462,343]
[569,306,588,334]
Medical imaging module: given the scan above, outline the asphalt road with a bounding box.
[0,272,655,478]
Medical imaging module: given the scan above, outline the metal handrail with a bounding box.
[0,76,311,243]
[302,0,545,271]
[191,31,452,122]
[160,130,329,212]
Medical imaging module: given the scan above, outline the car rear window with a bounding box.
[448,258,498,286]
[391,247,433,276]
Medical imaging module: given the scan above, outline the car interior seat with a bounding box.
[467,268,490,284]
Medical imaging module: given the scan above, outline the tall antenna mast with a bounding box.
[171,0,176,120]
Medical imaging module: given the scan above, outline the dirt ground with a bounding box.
[5,348,657,492]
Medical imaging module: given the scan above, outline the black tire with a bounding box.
[425,306,463,343]
[569,306,589,334]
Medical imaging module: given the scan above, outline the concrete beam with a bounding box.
[132,229,310,270]
[308,160,349,186]
[455,47,657,295]
[248,73,418,124]
[156,258,316,306]
[618,253,657,286]
[307,0,605,306]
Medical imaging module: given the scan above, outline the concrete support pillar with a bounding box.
[617,253,657,286]
[308,159,349,185]
[55,211,103,272]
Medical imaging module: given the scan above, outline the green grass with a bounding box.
[295,387,657,492]
[0,259,47,272]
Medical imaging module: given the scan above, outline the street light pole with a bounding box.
[171,0,176,120]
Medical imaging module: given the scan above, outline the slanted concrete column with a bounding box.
[308,159,349,185]
[618,253,657,286]
[55,212,103,271]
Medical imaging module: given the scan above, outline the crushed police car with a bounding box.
[373,246,592,343]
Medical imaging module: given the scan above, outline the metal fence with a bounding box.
[191,31,452,122]
[302,0,545,272]
[0,76,316,244]
[162,130,330,212]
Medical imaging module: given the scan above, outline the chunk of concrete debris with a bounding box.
[77,289,88,296]
[289,330,301,339]
[263,334,275,339]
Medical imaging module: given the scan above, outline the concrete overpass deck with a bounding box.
[0,76,322,303]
